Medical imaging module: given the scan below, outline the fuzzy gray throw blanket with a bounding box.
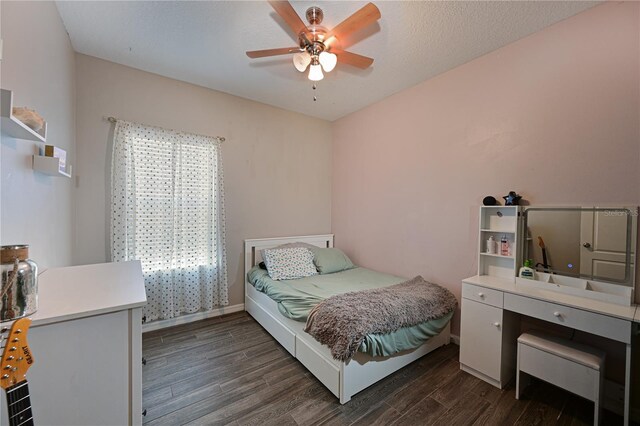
[304,276,457,361]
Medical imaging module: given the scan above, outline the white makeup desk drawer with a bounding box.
[504,293,632,344]
[462,282,503,308]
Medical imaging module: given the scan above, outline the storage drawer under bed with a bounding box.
[295,335,340,398]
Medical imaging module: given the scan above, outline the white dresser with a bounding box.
[0,261,146,426]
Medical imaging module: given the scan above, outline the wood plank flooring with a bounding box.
[142,312,626,426]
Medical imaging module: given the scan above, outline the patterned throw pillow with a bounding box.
[263,247,318,280]
[259,242,317,263]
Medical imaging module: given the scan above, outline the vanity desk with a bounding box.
[460,275,638,424]
[460,206,640,425]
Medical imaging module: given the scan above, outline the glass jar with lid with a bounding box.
[1,245,38,322]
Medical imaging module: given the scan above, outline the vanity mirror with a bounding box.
[523,207,637,285]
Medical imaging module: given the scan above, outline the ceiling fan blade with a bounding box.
[331,49,374,69]
[246,47,300,58]
[325,3,381,41]
[268,1,309,39]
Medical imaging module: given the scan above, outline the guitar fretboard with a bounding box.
[6,380,33,426]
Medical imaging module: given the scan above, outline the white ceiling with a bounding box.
[56,1,599,121]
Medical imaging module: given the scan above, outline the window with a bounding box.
[111,120,227,322]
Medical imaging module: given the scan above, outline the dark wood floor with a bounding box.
[142,312,625,426]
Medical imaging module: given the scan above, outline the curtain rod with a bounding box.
[105,116,226,142]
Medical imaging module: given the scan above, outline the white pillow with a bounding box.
[263,247,318,280]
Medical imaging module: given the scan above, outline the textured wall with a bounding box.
[74,54,332,307]
[0,1,76,268]
[331,2,640,335]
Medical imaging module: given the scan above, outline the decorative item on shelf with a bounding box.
[519,259,536,279]
[500,235,510,256]
[486,236,496,254]
[11,107,44,132]
[502,191,522,206]
[44,145,67,174]
[1,245,38,322]
[482,196,498,206]
[1,90,47,142]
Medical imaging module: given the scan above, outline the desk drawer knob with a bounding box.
[478,292,485,298]
[493,322,500,327]
[553,311,562,318]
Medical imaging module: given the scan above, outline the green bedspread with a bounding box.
[247,266,453,357]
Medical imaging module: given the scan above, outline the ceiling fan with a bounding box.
[246,1,381,82]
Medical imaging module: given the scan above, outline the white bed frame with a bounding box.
[244,234,451,404]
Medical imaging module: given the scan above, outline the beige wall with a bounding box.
[331,2,640,336]
[3,0,635,332]
[0,1,76,268]
[74,54,332,307]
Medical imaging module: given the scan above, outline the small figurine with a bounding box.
[503,191,522,206]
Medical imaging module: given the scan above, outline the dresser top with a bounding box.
[464,275,638,322]
[27,261,147,327]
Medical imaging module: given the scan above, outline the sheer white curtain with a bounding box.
[111,120,228,322]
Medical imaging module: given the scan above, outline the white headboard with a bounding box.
[244,234,334,282]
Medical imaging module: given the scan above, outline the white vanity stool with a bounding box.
[516,331,606,425]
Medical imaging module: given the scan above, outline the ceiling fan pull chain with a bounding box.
[313,83,317,101]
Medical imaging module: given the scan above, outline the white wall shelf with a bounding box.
[33,155,72,178]
[1,89,47,142]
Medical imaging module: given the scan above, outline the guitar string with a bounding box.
[7,382,32,425]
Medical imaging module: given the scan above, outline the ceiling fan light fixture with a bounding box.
[293,51,311,72]
[319,51,337,72]
[246,1,381,86]
[308,63,324,81]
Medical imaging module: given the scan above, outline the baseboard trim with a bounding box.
[450,334,460,345]
[142,303,245,333]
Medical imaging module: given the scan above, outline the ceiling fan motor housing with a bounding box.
[306,6,323,25]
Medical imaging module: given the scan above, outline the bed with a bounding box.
[244,234,453,404]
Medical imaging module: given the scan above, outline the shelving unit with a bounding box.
[480,252,514,259]
[32,155,72,178]
[1,89,47,142]
[478,206,521,279]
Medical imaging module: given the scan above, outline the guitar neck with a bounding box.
[5,380,34,426]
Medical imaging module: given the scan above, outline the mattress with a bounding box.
[247,266,454,357]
